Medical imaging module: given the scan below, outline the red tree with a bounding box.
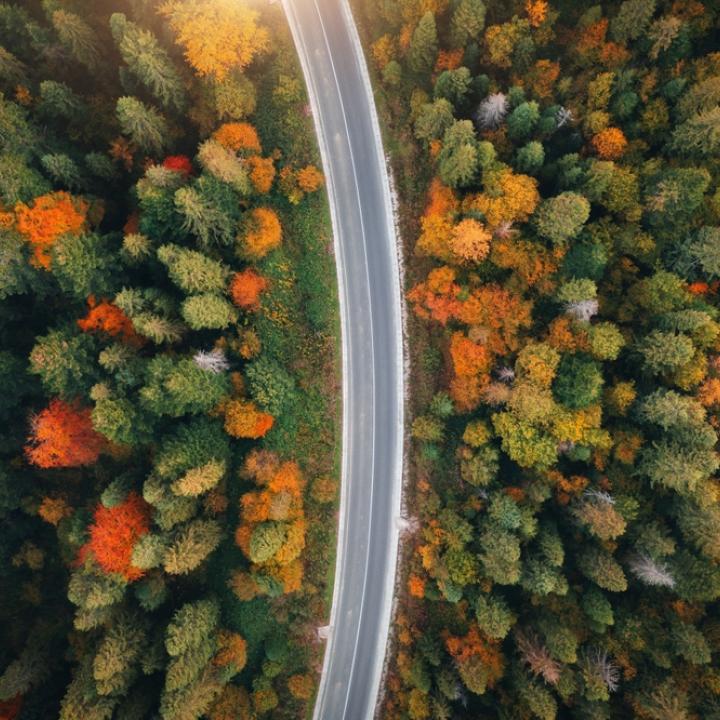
[229,268,268,310]
[25,399,105,468]
[79,492,151,581]
[163,154,193,177]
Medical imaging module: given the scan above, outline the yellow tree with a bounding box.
[161,0,270,81]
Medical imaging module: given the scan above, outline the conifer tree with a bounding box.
[50,10,101,70]
[407,13,438,75]
[110,13,186,111]
[116,96,168,155]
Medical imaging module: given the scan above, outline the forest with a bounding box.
[0,1,340,719]
[354,0,720,717]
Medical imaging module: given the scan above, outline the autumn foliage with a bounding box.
[38,496,72,525]
[25,399,105,468]
[591,127,628,159]
[79,492,151,581]
[247,155,276,193]
[231,451,306,597]
[77,296,142,345]
[14,191,88,269]
[464,168,539,227]
[450,218,492,262]
[229,268,268,310]
[162,154,193,177]
[240,207,282,260]
[213,122,262,154]
[296,165,324,192]
[161,0,270,81]
[223,399,274,439]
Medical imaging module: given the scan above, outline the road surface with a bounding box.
[281,0,404,718]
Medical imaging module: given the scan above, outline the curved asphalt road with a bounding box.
[281,1,404,718]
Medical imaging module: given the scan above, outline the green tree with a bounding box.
[110,13,186,111]
[609,0,657,44]
[534,193,591,246]
[180,293,237,330]
[154,418,231,481]
[37,80,84,121]
[93,613,146,696]
[0,154,50,205]
[449,0,486,48]
[407,12,438,75]
[479,524,522,584]
[475,593,515,639]
[553,354,603,409]
[51,10,101,70]
[174,186,236,247]
[140,356,231,417]
[414,98,454,143]
[637,331,694,374]
[29,328,98,397]
[438,120,479,188]
[249,522,287,563]
[0,228,39,297]
[670,106,720,158]
[166,598,220,658]
[245,356,296,416]
[507,101,539,142]
[116,96,168,154]
[156,244,230,294]
[92,396,153,446]
[587,322,625,361]
[51,233,121,299]
[577,547,627,592]
[434,67,472,106]
[163,519,223,575]
[515,141,544,175]
[41,153,85,191]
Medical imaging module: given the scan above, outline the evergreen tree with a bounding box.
[449,0,486,48]
[407,13,437,75]
[110,13,186,111]
[156,243,230,294]
[116,96,168,154]
[51,232,121,298]
[51,10,101,70]
[164,518,222,574]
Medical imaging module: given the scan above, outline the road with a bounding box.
[281,0,404,718]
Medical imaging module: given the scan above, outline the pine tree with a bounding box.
[534,192,590,246]
[166,598,220,657]
[407,13,437,75]
[163,518,223,574]
[449,0,486,48]
[197,140,251,194]
[116,97,168,155]
[181,293,237,330]
[171,459,226,497]
[37,80,84,120]
[174,186,235,247]
[671,106,720,158]
[93,613,147,696]
[414,99,454,142]
[157,245,230,296]
[51,10,101,70]
[51,232,120,298]
[438,120,479,188]
[507,101,540,141]
[110,14,186,111]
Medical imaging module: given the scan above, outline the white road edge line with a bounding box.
[280,0,405,718]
